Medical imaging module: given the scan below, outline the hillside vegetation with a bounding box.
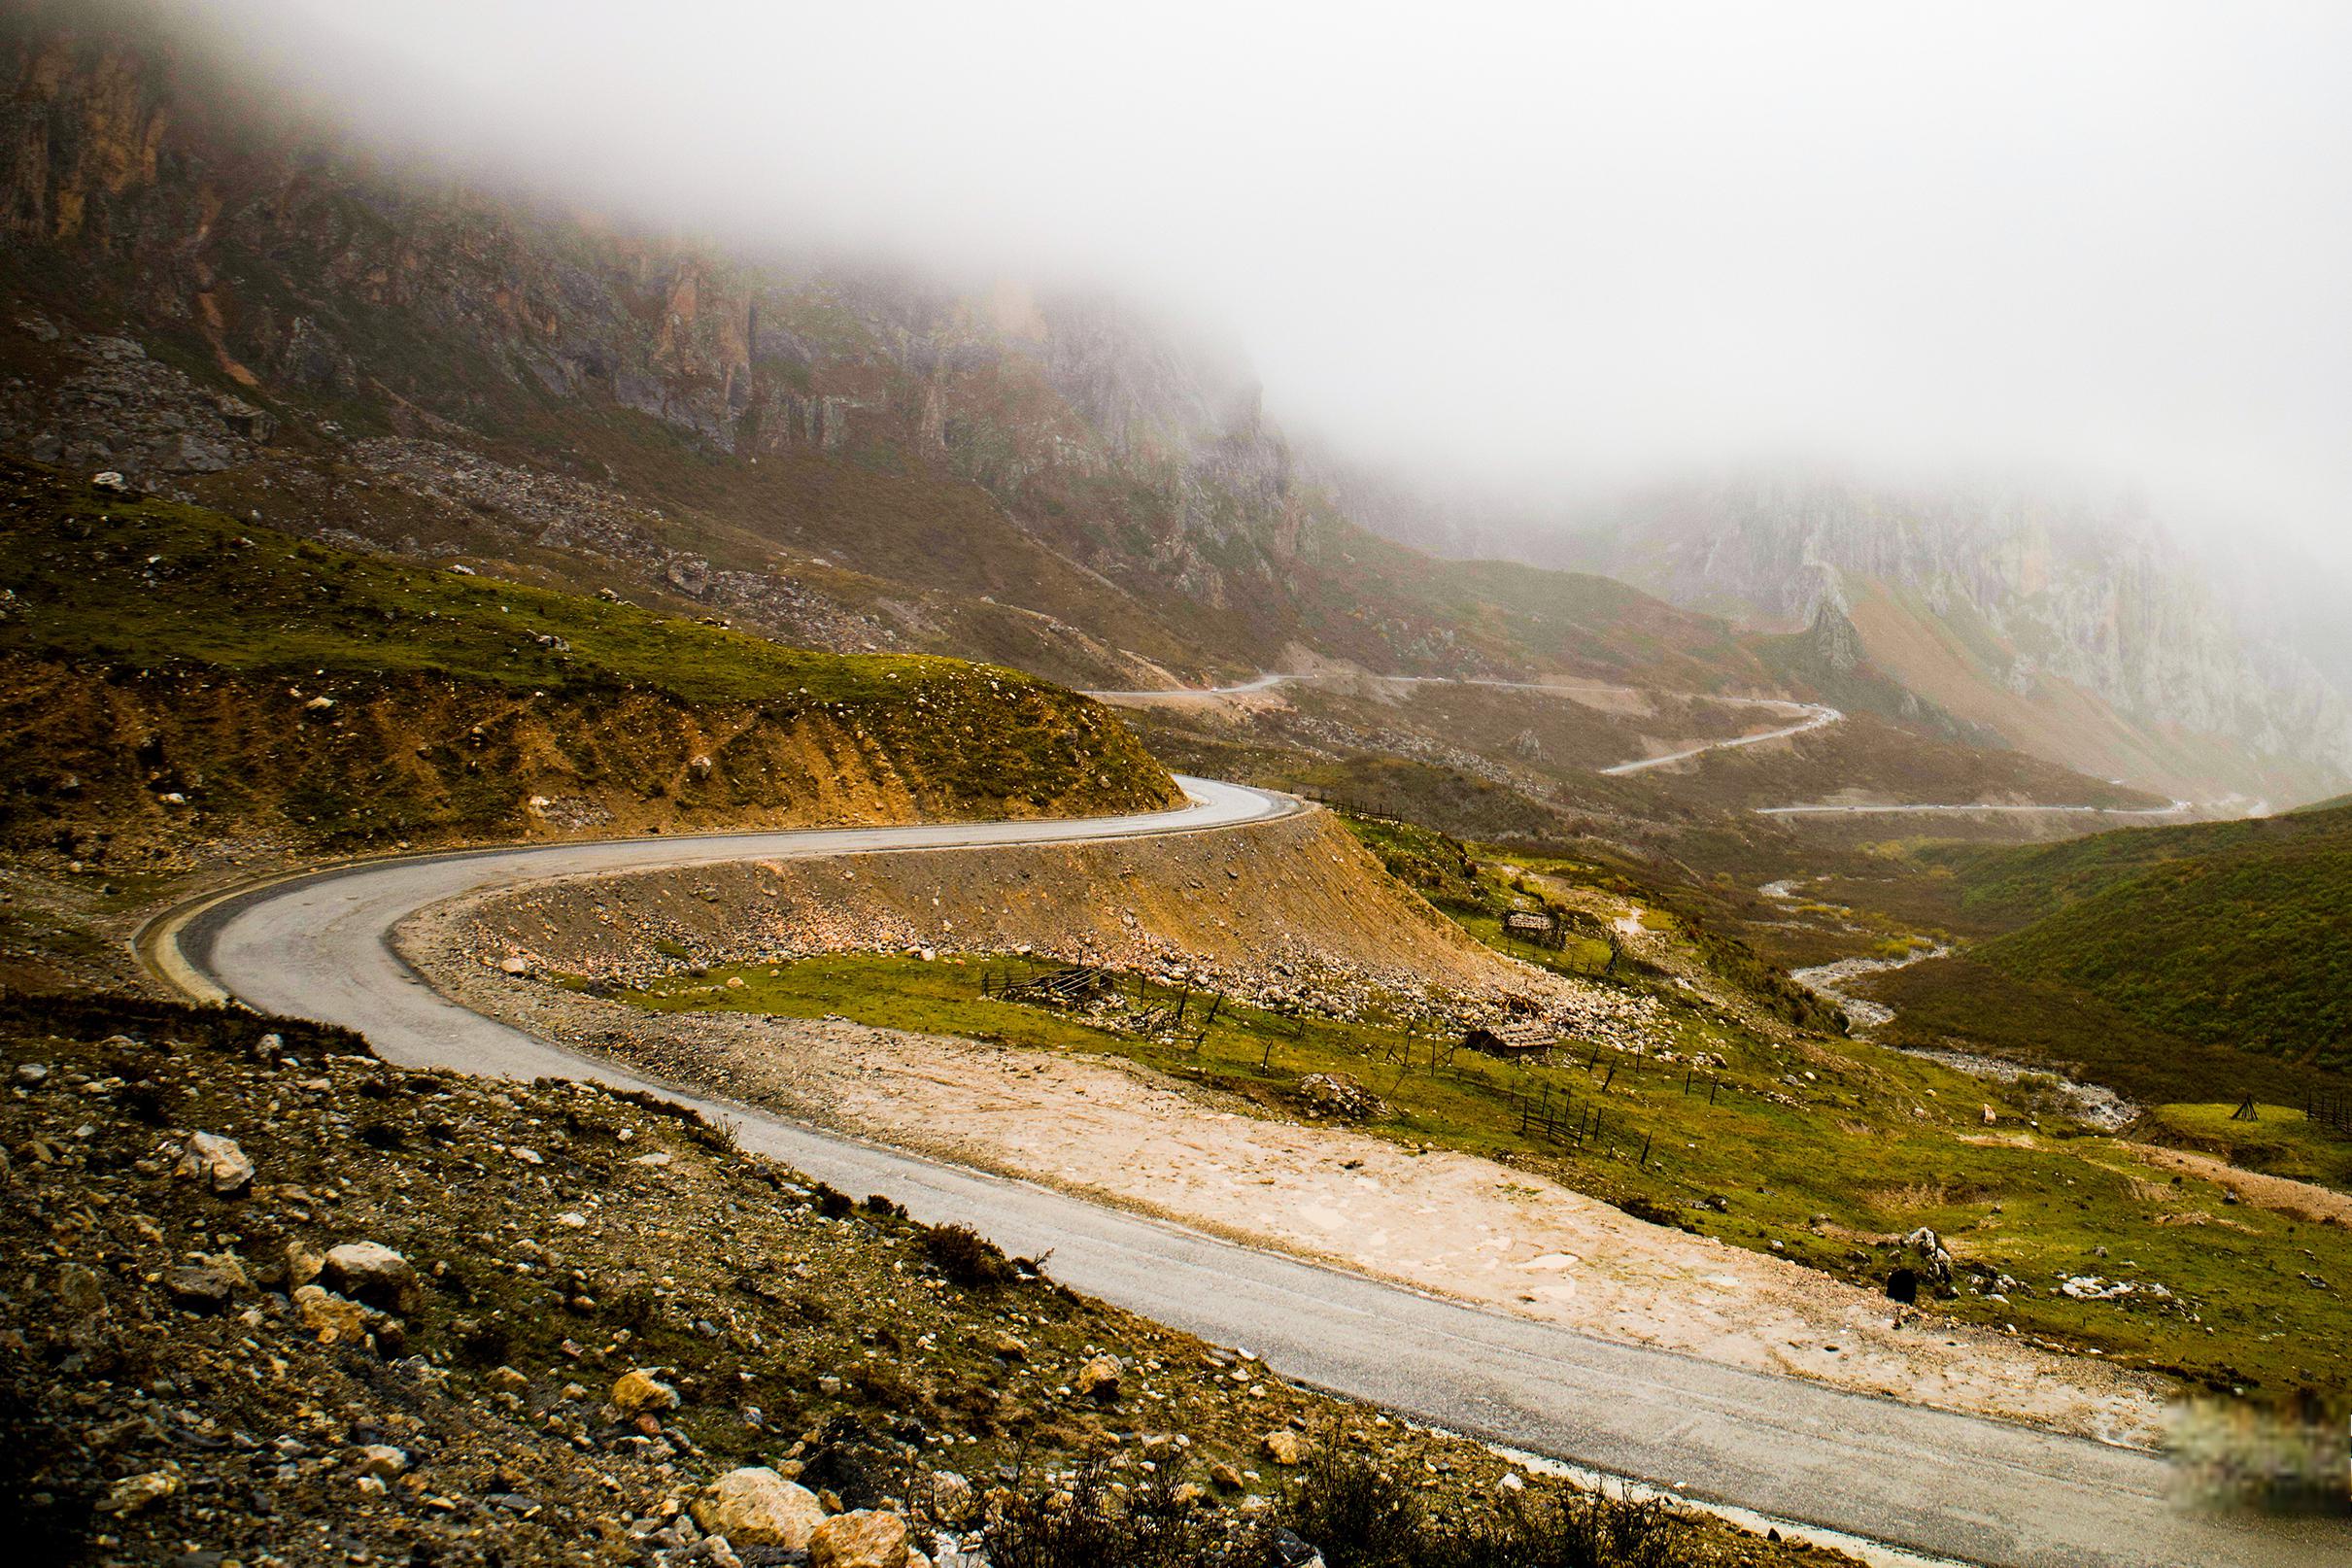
[0,461,1176,862]
[1923,806,2352,1073]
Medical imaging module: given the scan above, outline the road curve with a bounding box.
[144,778,2343,1568]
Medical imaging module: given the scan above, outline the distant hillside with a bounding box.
[1925,806,2352,1074]
[0,460,1176,865]
[1476,474,2352,804]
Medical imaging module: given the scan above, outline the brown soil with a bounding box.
[0,655,1178,878]
[2135,1147,2352,1228]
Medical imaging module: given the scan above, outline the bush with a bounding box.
[1279,1448,1424,1568]
[919,1222,1012,1287]
[962,1445,1687,1568]
[986,1460,1225,1568]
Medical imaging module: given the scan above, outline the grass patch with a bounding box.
[613,953,2352,1404]
[2145,1104,2352,1194]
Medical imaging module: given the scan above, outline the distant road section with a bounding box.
[1598,699,1842,775]
[1756,799,2194,818]
[1084,671,1846,775]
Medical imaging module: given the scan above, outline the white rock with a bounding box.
[173,1131,255,1195]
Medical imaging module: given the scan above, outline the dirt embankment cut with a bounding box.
[451,812,1505,988]
[4,657,1174,869]
[431,812,1666,1039]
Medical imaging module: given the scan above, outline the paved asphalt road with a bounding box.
[148,776,2346,1568]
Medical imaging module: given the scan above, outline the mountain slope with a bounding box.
[0,459,1176,868]
[1922,805,2352,1074]
[1516,475,2352,804]
[0,5,1776,700]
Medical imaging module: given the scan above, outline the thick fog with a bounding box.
[188,1,2352,562]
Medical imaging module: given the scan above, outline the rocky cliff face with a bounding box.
[1551,475,2352,800]
[0,11,1319,656]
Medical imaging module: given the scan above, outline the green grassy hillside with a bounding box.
[1926,804,2352,929]
[1870,806,2352,1081]
[1971,830,2352,1071]
[0,460,1177,859]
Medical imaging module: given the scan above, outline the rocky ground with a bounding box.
[0,994,1854,1568]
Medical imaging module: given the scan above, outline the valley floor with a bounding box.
[407,922,2172,1449]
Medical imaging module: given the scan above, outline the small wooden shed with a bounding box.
[1463,1018,1558,1060]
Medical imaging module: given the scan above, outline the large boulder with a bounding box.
[694,1467,827,1548]
[1297,1073,1386,1121]
[810,1510,909,1568]
[173,1131,254,1196]
[322,1242,420,1313]
[1902,1227,1957,1295]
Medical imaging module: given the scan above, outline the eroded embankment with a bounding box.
[436,811,1660,1034]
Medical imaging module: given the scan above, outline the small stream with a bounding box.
[1765,880,2139,1130]
[1790,944,1950,1032]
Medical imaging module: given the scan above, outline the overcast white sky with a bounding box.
[192,1,2352,562]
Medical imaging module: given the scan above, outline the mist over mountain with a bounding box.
[4,0,2348,807]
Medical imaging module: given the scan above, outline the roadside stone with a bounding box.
[989,1331,1026,1359]
[1260,1429,1310,1466]
[1074,1353,1121,1402]
[1209,1462,1244,1490]
[921,1469,975,1524]
[291,1284,370,1344]
[1902,1227,1957,1295]
[355,1444,410,1480]
[693,1466,827,1548]
[54,1260,108,1319]
[1296,1073,1386,1121]
[809,1509,909,1568]
[487,1366,529,1392]
[97,1468,182,1514]
[165,1256,247,1312]
[322,1241,420,1312]
[1270,1526,1323,1568]
[172,1131,254,1196]
[613,1367,680,1415]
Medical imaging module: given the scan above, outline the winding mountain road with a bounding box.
[141,779,2343,1568]
[1085,671,1842,776]
[1090,674,2203,820]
